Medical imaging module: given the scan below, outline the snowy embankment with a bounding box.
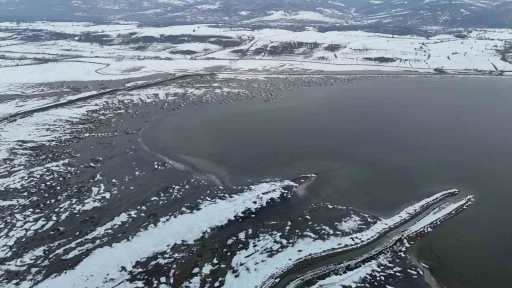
[223,189,459,287]
[290,196,475,288]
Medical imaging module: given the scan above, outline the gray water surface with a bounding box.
[144,77,512,287]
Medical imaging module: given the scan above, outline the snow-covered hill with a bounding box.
[1,0,512,28]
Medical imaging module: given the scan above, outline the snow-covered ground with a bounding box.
[0,22,510,97]
[244,11,340,23]
[32,181,295,288]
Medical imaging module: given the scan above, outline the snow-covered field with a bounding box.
[34,181,296,288]
[244,11,340,23]
[0,22,511,97]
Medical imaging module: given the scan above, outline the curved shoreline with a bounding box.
[257,189,461,288]
[282,196,474,288]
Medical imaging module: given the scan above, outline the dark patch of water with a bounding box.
[144,77,512,287]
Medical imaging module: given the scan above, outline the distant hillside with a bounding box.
[0,0,512,28]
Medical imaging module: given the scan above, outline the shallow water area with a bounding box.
[144,76,512,287]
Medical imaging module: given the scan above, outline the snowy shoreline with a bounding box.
[286,196,474,288]
[225,189,461,288]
